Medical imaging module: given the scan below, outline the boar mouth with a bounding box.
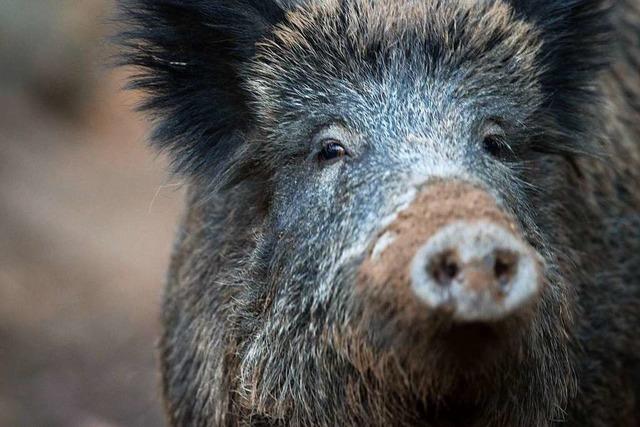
[431,317,527,365]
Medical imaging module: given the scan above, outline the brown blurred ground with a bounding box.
[1,1,182,425]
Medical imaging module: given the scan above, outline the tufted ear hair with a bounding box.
[117,0,286,182]
[507,0,614,149]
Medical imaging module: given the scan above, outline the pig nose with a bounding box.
[410,221,541,321]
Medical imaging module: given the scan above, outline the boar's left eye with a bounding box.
[318,140,348,163]
[481,120,509,159]
[483,135,503,157]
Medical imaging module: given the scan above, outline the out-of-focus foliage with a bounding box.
[0,1,181,426]
[0,0,108,116]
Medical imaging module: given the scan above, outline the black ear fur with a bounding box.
[117,0,285,181]
[507,0,614,154]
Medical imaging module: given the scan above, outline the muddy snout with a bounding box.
[360,182,543,322]
[411,221,540,321]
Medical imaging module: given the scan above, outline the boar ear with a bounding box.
[507,0,613,145]
[117,0,286,181]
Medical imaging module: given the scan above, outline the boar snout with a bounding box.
[411,221,541,321]
[359,181,543,324]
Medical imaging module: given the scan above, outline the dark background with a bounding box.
[1,1,182,425]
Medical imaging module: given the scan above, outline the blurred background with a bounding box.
[1,1,182,425]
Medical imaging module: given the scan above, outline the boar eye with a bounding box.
[483,135,503,157]
[481,121,508,159]
[318,140,348,163]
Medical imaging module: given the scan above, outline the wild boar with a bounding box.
[118,0,640,425]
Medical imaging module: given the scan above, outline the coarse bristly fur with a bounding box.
[116,0,640,425]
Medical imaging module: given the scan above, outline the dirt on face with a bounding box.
[358,181,524,319]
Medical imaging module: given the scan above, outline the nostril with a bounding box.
[429,250,460,286]
[493,249,519,287]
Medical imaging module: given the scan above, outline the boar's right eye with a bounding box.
[318,140,348,163]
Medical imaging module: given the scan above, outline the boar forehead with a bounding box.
[247,0,543,140]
